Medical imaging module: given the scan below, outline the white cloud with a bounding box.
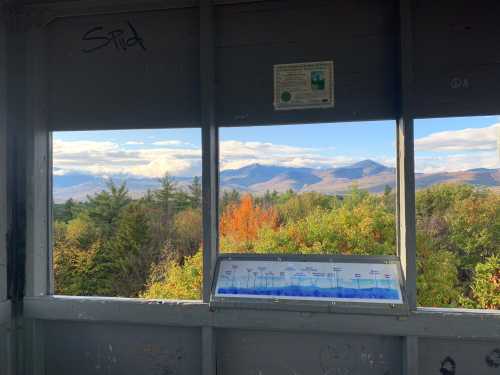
[220,140,393,171]
[415,124,500,152]
[53,139,119,155]
[128,157,194,177]
[152,140,195,147]
[53,139,202,178]
[124,141,144,145]
[54,129,499,179]
[415,152,498,174]
[54,137,397,179]
[220,140,327,170]
[220,140,317,158]
[53,169,67,176]
[413,123,500,173]
[152,140,182,145]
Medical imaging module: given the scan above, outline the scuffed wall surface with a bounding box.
[0,321,12,375]
[217,329,402,375]
[414,0,500,117]
[216,0,398,126]
[47,7,200,131]
[30,319,500,375]
[43,321,201,375]
[419,338,500,375]
[0,327,7,375]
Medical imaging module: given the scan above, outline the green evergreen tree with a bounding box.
[221,189,240,211]
[155,173,177,211]
[53,198,79,222]
[86,180,130,238]
[104,202,156,297]
[173,190,192,212]
[188,176,202,209]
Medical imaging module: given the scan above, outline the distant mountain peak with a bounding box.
[330,159,391,180]
[224,163,268,172]
[350,159,386,169]
[467,167,496,173]
[54,160,499,203]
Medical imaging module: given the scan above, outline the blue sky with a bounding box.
[53,116,500,177]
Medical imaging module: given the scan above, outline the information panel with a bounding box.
[213,255,404,305]
[273,61,334,110]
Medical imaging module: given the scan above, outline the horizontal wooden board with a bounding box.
[43,320,202,375]
[217,329,402,375]
[413,0,500,118]
[47,8,201,130]
[419,338,500,375]
[215,0,399,126]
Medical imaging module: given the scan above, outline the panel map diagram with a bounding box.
[215,259,403,304]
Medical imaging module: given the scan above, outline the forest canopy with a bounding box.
[53,178,499,309]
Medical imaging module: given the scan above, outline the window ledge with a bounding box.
[417,306,500,316]
[22,296,500,340]
[24,295,209,327]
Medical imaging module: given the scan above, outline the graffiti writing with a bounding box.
[82,21,146,53]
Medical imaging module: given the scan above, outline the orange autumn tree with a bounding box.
[220,194,278,252]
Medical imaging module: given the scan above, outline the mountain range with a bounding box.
[53,160,500,203]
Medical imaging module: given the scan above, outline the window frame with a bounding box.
[214,121,408,315]
[48,127,206,300]
[0,18,8,310]
[19,0,497,319]
[412,115,500,310]
[44,119,412,313]
[0,89,7,308]
[33,117,498,314]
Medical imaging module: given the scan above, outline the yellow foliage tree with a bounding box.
[141,251,203,300]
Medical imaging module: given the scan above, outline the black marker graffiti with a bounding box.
[82,21,146,53]
[440,356,456,375]
[485,349,500,368]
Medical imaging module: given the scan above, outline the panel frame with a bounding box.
[210,254,409,316]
